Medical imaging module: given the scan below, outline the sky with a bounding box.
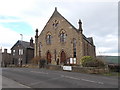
[0,0,119,56]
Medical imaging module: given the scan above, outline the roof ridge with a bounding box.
[18,40,29,43]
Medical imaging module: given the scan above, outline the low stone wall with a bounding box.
[7,64,39,68]
[6,64,108,74]
[45,65,108,74]
[72,66,108,74]
[45,65,62,71]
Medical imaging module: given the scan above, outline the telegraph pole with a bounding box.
[19,34,23,67]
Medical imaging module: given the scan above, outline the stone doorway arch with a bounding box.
[60,50,66,64]
[46,51,51,64]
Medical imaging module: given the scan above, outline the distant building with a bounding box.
[1,49,11,67]
[34,8,96,65]
[11,38,34,66]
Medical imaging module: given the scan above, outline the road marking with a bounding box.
[30,71,48,74]
[12,69,24,72]
[81,79,103,84]
[61,75,104,85]
[18,83,31,88]
[81,79,96,83]
[61,75,80,80]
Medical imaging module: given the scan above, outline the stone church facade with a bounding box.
[34,8,96,65]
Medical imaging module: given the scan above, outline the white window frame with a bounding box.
[13,50,15,56]
[19,49,23,55]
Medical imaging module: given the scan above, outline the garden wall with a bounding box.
[45,65,108,74]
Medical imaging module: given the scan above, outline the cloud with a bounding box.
[0,0,118,56]
[0,26,19,51]
[0,25,33,53]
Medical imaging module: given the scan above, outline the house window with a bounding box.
[13,50,15,56]
[19,49,23,55]
[60,30,66,43]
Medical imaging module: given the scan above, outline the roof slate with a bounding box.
[11,40,34,50]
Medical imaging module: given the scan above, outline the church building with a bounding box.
[34,8,96,65]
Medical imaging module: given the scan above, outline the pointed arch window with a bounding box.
[60,30,66,43]
[46,32,52,44]
[73,38,76,58]
[39,42,42,57]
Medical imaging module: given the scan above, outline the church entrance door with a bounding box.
[60,51,66,64]
[47,51,51,64]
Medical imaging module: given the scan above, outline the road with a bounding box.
[2,68,119,88]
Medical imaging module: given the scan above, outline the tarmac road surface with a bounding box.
[2,68,119,88]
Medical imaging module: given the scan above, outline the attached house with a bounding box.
[1,49,11,67]
[11,38,34,66]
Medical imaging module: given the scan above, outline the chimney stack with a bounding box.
[4,49,7,53]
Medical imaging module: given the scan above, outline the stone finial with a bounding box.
[36,28,38,33]
[78,19,82,24]
[78,19,83,33]
[35,28,38,38]
[30,37,34,47]
[55,7,57,11]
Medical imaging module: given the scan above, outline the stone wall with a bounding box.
[45,65,108,74]
[35,9,96,66]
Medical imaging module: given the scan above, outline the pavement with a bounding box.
[2,67,119,88]
[2,75,30,88]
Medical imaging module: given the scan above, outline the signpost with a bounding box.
[70,58,76,64]
[63,66,72,71]
[62,57,77,71]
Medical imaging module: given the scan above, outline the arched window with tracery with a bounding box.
[60,29,66,43]
[46,32,52,44]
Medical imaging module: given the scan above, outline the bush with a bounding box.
[81,56,105,67]
[95,58,105,67]
[108,64,120,72]
[81,56,94,67]
[39,58,47,68]
[31,56,41,64]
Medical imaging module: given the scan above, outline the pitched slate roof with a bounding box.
[86,37,94,44]
[11,40,34,50]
